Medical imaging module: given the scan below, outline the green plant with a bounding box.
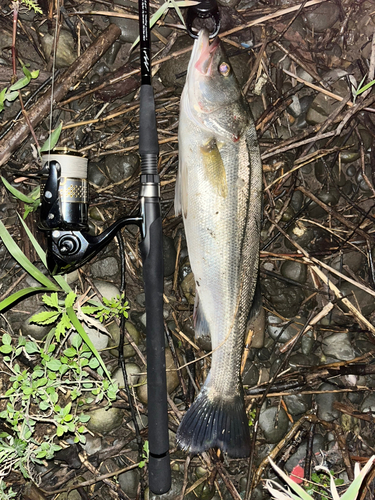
[0,478,16,500]
[0,65,40,113]
[139,440,149,469]
[266,456,375,500]
[18,0,42,13]
[0,332,118,479]
[353,75,375,103]
[304,471,344,500]
[248,408,256,427]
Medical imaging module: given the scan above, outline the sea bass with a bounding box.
[175,30,262,458]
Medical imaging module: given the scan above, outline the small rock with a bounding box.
[316,382,341,421]
[267,315,304,343]
[93,280,121,301]
[181,272,195,305]
[280,261,307,284]
[330,251,363,274]
[259,405,289,443]
[301,330,315,355]
[284,393,312,416]
[91,257,119,278]
[360,394,375,413]
[86,406,124,433]
[81,434,102,455]
[108,321,141,358]
[290,190,304,212]
[242,360,259,387]
[322,332,355,361]
[307,188,340,219]
[288,353,320,368]
[163,235,177,277]
[302,1,340,32]
[112,364,141,388]
[118,468,140,498]
[88,162,107,187]
[339,282,375,317]
[285,434,325,472]
[135,293,146,307]
[137,347,182,404]
[248,305,266,348]
[41,30,76,68]
[103,154,139,183]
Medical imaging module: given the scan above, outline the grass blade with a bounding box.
[0,287,57,313]
[1,177,35,204]
[18,216,72,294]
[0,220,58,290]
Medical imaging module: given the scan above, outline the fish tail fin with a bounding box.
[176,381,251,457]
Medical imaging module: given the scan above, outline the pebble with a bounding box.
[248,305,266,348]
[73,324,109,351]
[81,434,102,455]
[118,468,140,498]
[306,78,347,125]
[301,330,315,355]
[259,405,289,444]
[148,470,195,499]
[137,347,181,404]
[288,353,320,368]
[158,35,194,89]
[242,359,259,387]
[307,188,340,219]
[267,315,295,343]
[86,406,124,433]
[315,162,346,186]
[322,332,355,361]
[108,321,141,358]
[112,363,141,388]
[24,307,51,340]
[88,161,107,187]
[316,382,341,421]
[103,154,139,184]
[284,393,312,417]
[262,277,304,317]
[285,222,314,250]
[339,282,375,316]
[285,434,325,472]
[280,261,307,284]
[91,257,119,278]
[302,1,340,32]
[180,272,195,305]
[93,280,121,301]
[41,30,76,68]
[163,235,177,278]
[290,190,304,212]
[360,394,375,413]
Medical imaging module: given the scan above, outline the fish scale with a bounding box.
[175,29,262,457]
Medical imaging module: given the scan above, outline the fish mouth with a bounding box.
[193,30,220,76]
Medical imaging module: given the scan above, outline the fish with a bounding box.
[175,29,262,458]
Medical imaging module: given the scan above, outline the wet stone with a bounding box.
[307,188,340,219]
[316,382,341,421]
[91,256,119,278]
[163,234,177,277]
[86,406,124,433]
[302,1,340,32]
[288,353,320,368]
[181,272,195,305]
[284,393,312,417]
[103,153,139,183]
[118,468,140,498]
[112,364,141,388]
[285,222,314,251]
[259,405,289,444]
[135,292,145,307]
[149,470,195,500]
[360,394,375,413]
[88,161,107,187]
[280,261,307,284]
[290,190,304,212]
[77,325,109,351]
[285,434,325,472]
[108,321,141,358]
[322,332,355,362]
[330,251,363,275]
[263,276,304,316]
[339,282,375,316]
[93,280,120,301]
[23,307,51,340]
[41,29,76,68]
[301,330,315,355]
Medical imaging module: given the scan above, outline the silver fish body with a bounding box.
[175,30,262,457]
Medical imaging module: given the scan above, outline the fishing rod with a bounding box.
[37,1,171,494]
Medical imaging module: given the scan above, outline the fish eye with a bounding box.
[219,62,231,76]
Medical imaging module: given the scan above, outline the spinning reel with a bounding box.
[39,152,142,275]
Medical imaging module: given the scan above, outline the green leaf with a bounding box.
[78,414,90,423]
[356,78,375,96]
[2,333,11,345]
[18,216,72,294]
[31,310,60,325]
[63,347,77,358]
[0,345,12,354]
[71,335,82,349]
[65,291,76,308]
[39,122,63,153]
[9,76,30,91]
[30,69,40,79]
[55,313,72,339]
[5,91,19,102]
[0,220,58,290]
[22,65,32,79]
[56,425,65,437]
[1,177,35,204]
[88,358,99,369]
[0,286,57,313]
[66,307,111,380]
[43,293,59,309]
[46,359,61,371]
[25,341,39,354]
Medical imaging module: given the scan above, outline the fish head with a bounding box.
[185,29,249,142]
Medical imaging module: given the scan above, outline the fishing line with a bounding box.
[47,0,60,163]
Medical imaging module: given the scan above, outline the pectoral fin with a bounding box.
[175,159,188,218]
[200,139,227,198]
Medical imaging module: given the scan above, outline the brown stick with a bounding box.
[0,23,121,168]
